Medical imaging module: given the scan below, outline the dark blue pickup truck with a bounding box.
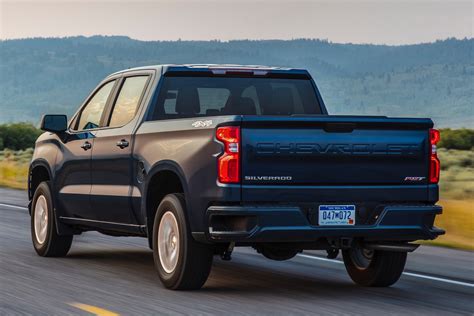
[29,64,444,290]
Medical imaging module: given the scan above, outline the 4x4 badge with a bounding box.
[192,120,213,128]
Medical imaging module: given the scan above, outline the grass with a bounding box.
[0,149,31,189]
[0,161,29,189]
[0,147,472,250]
[424,149,474,250]
[438,148,474,200]
[424,199,473,250]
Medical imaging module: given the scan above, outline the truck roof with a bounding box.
[108,64,310,77]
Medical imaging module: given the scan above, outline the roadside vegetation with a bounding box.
[432,148,473,250]
[0,124,472,250]
[0,148,31,189]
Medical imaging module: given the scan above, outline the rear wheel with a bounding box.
[342,244,406,287]
[153,194,213,290]
[31,181,73,257]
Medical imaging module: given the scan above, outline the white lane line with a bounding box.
[298,254,343,264]
[0,203,28,210]
[297,253,474,288]
[402,272,474,288]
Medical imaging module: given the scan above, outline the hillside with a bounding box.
[0,36,472,127]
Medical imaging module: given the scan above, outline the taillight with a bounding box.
[216,126,240,183]
[429,128,441,183]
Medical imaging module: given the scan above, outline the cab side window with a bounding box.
[76,80,116,131]
[108,76,149,127]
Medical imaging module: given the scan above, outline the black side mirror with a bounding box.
[40,114,68,133]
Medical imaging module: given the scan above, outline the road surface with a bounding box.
[1,188,473,315]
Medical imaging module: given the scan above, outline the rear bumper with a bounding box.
[204,204,444,243]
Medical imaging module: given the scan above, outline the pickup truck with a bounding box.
[29,64,444,290]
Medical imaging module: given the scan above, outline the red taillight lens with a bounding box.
[429,128,441,183]
[430,129,440,145]
[216,126,240,183]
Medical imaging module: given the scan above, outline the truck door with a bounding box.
[90,75,151,224]
[55,80,117,220]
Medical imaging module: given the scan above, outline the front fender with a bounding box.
[29,136,75,235]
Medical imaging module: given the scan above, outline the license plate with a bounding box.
[318,205,355,226]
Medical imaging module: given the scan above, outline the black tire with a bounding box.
[152,194,213,290]
[342,247,407,287]
[31,181,73,257]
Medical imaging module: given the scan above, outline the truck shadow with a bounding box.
[206,255,361,295]
[66,247,406,298]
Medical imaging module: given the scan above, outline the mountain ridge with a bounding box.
[0,36,472,127]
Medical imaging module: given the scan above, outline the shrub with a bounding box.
[438,128,474,150]
[0,123,42,150]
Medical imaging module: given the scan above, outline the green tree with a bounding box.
[0,123,42,150]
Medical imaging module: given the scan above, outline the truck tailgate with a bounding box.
[241,116,433,202]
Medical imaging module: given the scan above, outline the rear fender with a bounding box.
[142,161,194,234]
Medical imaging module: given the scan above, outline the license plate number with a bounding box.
[318,205,355,226]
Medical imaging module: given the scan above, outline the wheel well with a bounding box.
[146,170,184,244]
[30,165,50,200]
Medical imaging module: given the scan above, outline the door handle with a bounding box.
[80,141,92,151]
[116,139,129,149]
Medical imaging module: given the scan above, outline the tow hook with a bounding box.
[340,237,353,249]
[328,237,354,250]
[221,242,235,261]
[326,248,339,259]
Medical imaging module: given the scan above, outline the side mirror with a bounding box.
[40,114,68,133]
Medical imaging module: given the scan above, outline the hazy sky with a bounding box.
[0,0,472,45]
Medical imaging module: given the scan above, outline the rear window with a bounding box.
[149,76,321,120]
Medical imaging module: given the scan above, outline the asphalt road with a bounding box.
[1,188,473,315]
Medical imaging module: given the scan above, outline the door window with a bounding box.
[108,76,149,127]
[76,80,116,131]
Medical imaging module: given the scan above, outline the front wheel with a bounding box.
[31,181,73,257]
[153,194,213,290]
[342,244,407,287]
